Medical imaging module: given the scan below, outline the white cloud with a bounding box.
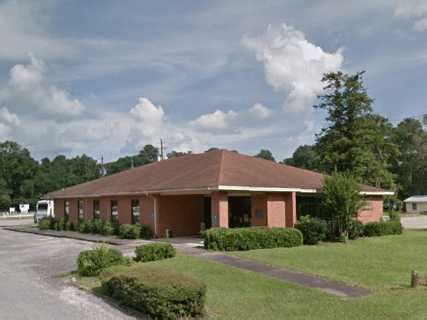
[129,97,164,125]
[243,23,343,112]
[0,107,20,127]
[0,1,72,60]
[394,1,427,31]
[2,55,85,119]
[191,110,238,130]
[249,103,271,119]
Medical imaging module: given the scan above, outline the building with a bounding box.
[404,196,427,214]
[46,149,393,237]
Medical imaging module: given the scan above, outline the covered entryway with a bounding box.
[228,196,251,228]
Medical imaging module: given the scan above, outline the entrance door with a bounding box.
[228,196,251,228]
[203,196,212,229]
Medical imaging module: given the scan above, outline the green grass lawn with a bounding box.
[77,234,427,320]
[233,230,427,289]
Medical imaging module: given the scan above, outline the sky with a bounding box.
[0,0,426,162]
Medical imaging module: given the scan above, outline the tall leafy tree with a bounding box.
[314,71,396,188]
[283,145,320,170]
[255,149,275,162]
[391,118,427,198]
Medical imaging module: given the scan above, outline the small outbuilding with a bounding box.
[46,149,393,237]
[404,196,427,214]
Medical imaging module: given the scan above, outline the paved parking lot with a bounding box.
[401,215,427,229]
[0,226,135,320]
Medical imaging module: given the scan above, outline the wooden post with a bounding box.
[411,270,419,288]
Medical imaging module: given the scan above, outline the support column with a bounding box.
[211,192,229,228]
[285,192,297,227]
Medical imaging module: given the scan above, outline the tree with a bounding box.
[167,150,192,158]
[321,173,363,241]
[255,149,275,162]
[314,71,396,188]
[283,145,320,170]
[105,144,159,175]
[391,118,427,199]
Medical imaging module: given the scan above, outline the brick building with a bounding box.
[47,149,393,237]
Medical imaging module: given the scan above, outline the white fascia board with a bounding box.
[217,185,318,193]
[360,191,394,196]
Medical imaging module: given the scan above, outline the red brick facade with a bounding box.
[357,196,384,223]
[53,192,383,237]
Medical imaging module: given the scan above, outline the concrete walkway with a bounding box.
[7,226,370,298]
[401,215,427,229]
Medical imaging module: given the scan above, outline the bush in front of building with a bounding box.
[348,219,364,240]
[134,243,176,262]
[57,218,66,231]
[78,221,91,233]
[65,220,75,231]
[295,216,327,245]
[91,219,104,234]
[140,224,154,239]
[202,227,303,251]
[101,264,206,319]
[118,224,141,239]
[38,217,52,230]
[363,220,403,237]
[101,220,115,235]
[77,245,128,276]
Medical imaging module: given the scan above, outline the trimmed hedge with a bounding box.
[140,224,154,239]
[77,246,128,276]
[101,265,206,319]
[363,220,403,237]
[101,220,115,235]
[134,243,176,262]
[202,227,303,251]
[295,216,327,245]
[119,224,141,239]
[348,219,364,240]
[38,217,52,230]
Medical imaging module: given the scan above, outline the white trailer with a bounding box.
[35,200,54,223]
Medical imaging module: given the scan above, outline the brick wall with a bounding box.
[357,196,384,223]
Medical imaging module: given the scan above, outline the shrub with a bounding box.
[92,219,104,234]
[57,218,66,231]
[65,221,75,231]
[321,173,363,239]
[119,224,141,239]
[101,220,115,235]
[140,224,154,239]
[134,243,176,262]
[101,265,206,319]
[348,219,364,240]
[295,216,327,245]
[363,221,403,237]
[388,211,401,222]
[38,218,51,230]
[77,246,128,276]
[78,221,91,233]
[202,227,303,251]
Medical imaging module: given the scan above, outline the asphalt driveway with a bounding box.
[0,226,135,320]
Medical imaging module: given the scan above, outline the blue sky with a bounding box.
[0,0,426,161]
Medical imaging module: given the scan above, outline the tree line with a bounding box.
[0,71,425,210]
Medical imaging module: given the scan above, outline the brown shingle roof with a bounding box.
[46,149,388,199]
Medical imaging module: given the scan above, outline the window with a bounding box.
[64,201,70,219]
[93,200,100,219]
[111,200,118,222]
[78,200,84,220]
[412,203,418,211]
[131,200,140,224]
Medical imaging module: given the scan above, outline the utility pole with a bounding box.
[160,138,164,161]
